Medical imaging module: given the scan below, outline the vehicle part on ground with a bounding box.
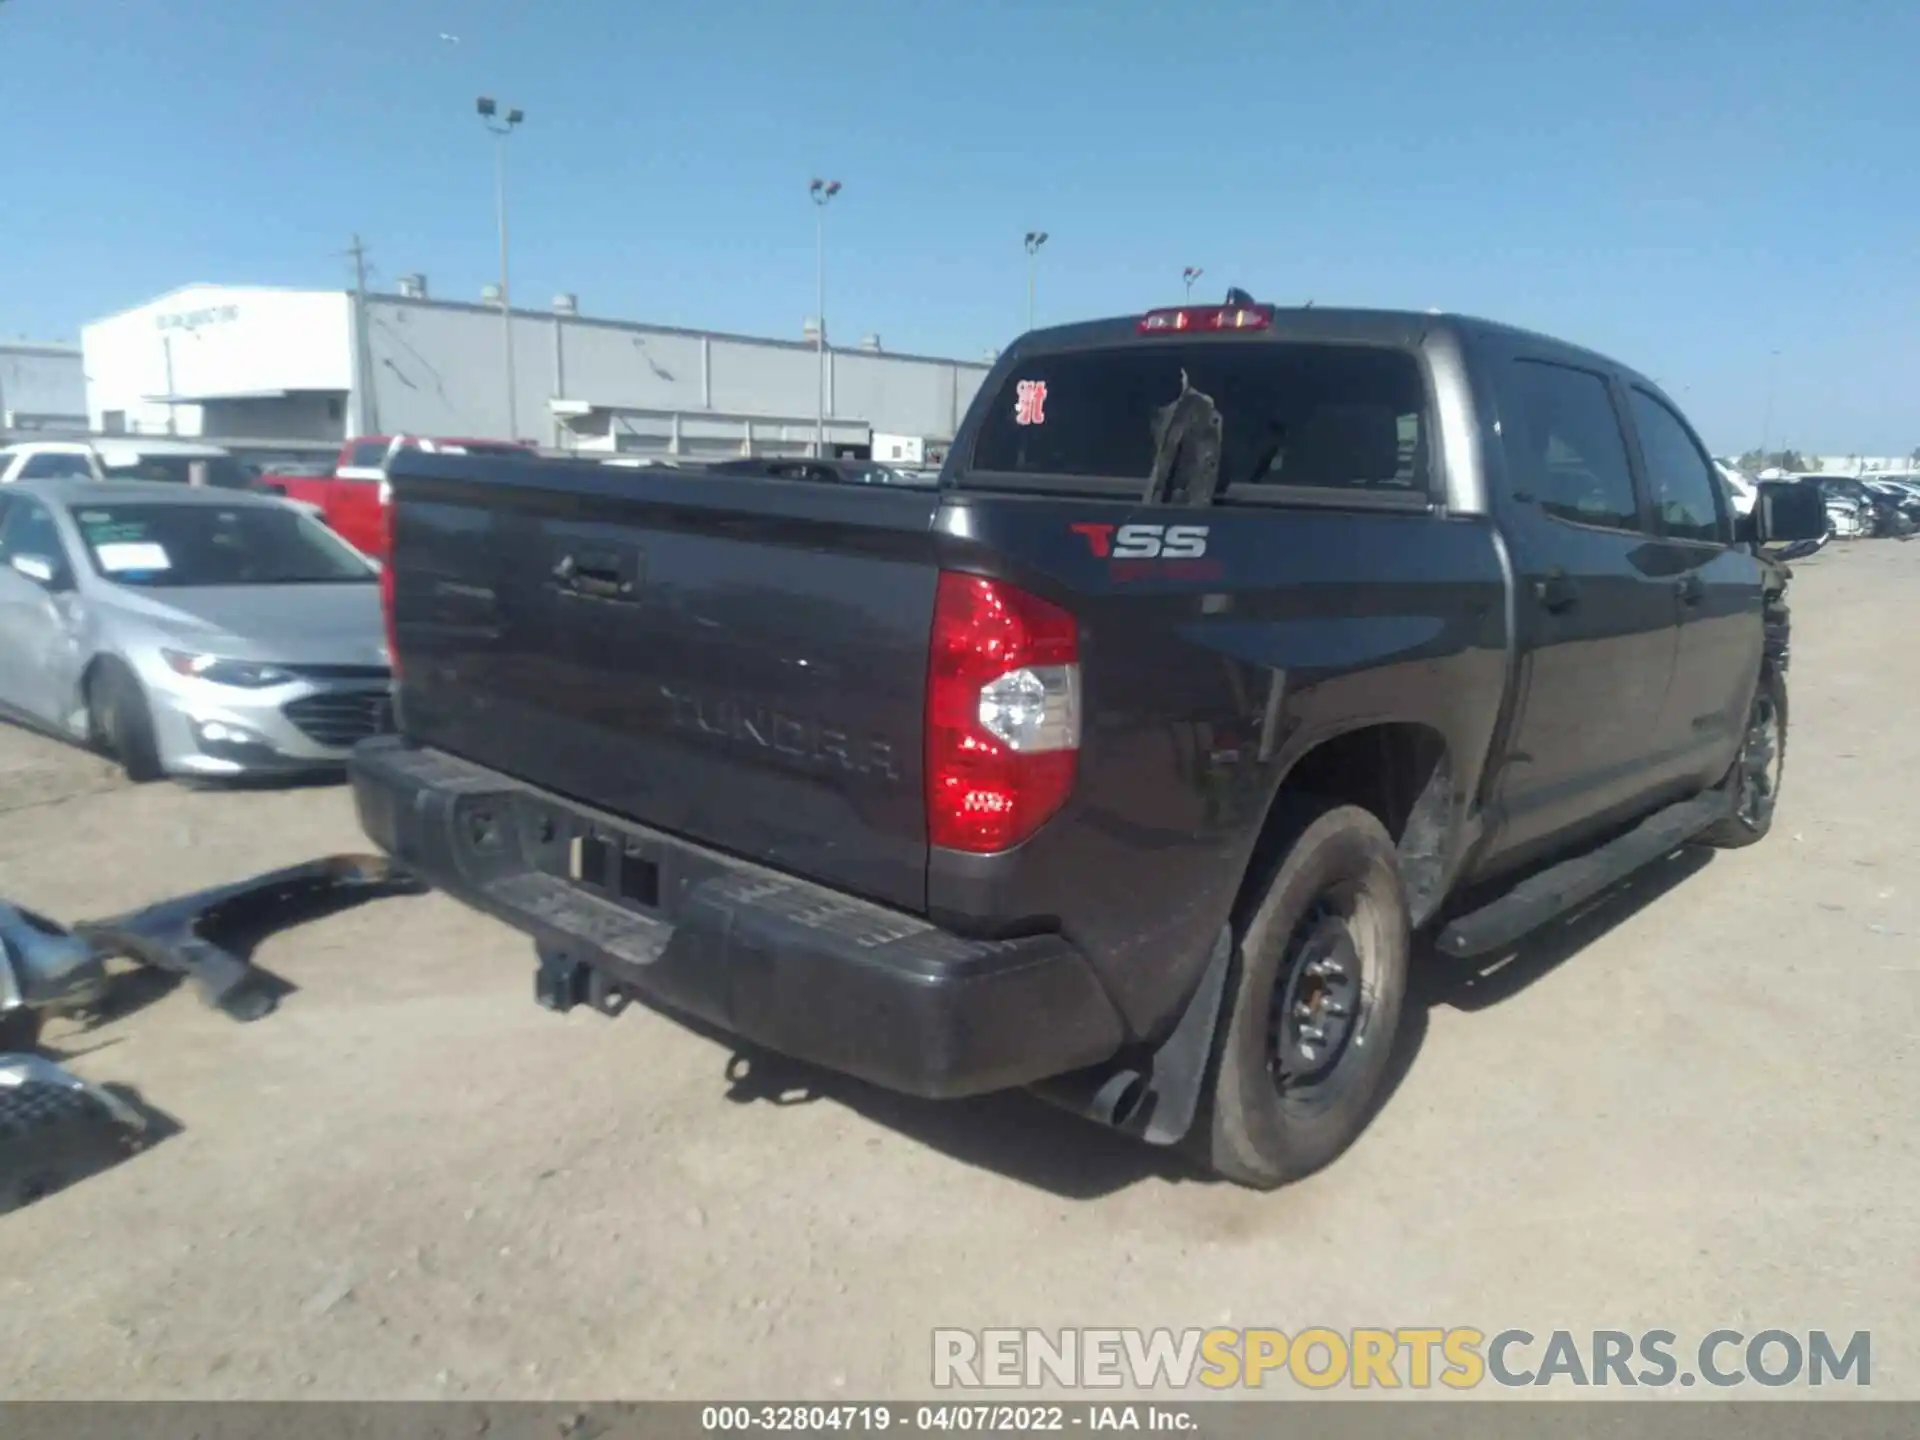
[71,854,422,1022]
[1,901,109,1050]
[0,1053,151,1216]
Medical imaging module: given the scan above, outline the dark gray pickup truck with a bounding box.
[350,298,1825,1188]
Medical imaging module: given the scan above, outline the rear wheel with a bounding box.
[86,662,164,784]
[0,1007,39,1054]
[1199,801,1410,1189]
[1698,668,1787,850]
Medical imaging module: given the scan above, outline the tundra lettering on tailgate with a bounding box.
[1070,522,1224,581]
[659,685,901,782]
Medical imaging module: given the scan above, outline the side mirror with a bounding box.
[1751,481,1828,545]
[9,553,67,590]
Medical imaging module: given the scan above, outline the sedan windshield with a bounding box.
[66,502,375,587]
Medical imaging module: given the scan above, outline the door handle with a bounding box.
[1675,573,1706,606]
[1533,570,1580,614]
[551,548,641,602]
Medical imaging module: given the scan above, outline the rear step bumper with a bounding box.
[349,738,1126,1099]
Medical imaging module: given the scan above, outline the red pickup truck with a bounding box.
[266,435,534,558]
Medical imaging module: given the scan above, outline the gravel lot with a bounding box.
[1,542,1914,1402]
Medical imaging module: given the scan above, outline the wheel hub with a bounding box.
[1269,912,1363,1089]
[1738,697,1781,826]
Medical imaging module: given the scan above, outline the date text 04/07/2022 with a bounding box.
[698,1404,1197,1432]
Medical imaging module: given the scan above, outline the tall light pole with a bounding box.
[810,178,842,458]
[1182,266,1204,300]
[477,96,524,441]
[1024,231,1049,332]
[1760,348,1780,464]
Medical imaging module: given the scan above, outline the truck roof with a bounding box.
[2,437,234,458]
[1014,304,1654,392]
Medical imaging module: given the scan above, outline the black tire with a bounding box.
[1198,800,1411,1189]
[1697,668,1787,850]
[0,1007,40,1054]
[85,662,164,783]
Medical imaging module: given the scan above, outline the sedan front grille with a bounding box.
[282,689,395,750]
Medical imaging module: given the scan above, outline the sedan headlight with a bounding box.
[161,649,296,688]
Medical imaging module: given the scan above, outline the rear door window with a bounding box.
[968,343,1430,498]
[347,440,392,468]
[1503,361,1644,532]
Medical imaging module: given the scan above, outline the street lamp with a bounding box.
[1761,348,1780,463]
[1024,231,1049,332]
[1182,266,1204,300]
[477,95,525,441]
[810,177,842,458]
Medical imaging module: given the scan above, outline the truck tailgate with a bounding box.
[387,456,942,912]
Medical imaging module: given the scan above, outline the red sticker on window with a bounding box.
[1014,380,1048,426]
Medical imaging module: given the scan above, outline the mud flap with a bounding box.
[1028,925,1235,1147]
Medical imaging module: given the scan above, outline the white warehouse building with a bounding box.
[80,282,994,461]
[1,340,88,436]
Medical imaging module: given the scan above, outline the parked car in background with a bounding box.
[0,479,394,782]
[1,438,255,490]
[1788,473,1870,538]
[249,458,336,486]
[1713,460,1758,516]
[1802,473,1912,538]
[273,435,537,560]
[1862,476,1920,533]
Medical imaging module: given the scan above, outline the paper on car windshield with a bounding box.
[79,519,148,544]
[95,541,171,573]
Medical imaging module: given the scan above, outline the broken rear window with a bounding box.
[969,342,1429,498]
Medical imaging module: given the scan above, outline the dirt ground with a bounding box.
[0,542,1914,1403]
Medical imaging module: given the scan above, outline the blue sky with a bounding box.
[4,0,1916,454]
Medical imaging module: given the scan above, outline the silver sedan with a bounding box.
[0,478,394,781]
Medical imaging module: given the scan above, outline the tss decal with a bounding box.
[1071,522,1211,559]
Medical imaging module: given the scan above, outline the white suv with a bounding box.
[0,438,257,489]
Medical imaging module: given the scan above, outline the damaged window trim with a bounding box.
[952,469,1145,497]
[1220,485,1439,514]
[951,468,1440,513]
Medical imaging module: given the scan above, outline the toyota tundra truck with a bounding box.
[348,299,1825,1188]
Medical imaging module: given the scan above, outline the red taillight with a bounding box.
[1138,305,1272,334]
[926,572,1081,854]
[376,477,401,675]
[379,561,401,678]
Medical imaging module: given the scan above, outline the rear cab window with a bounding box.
[1501,361,1644,532]
[963,342,1432,503]
[17,451,96,481]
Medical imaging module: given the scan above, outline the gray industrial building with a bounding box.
[81,282,993,461]
[0,340,88,438]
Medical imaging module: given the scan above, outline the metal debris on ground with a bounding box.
[0,1053,151,1215]
[70,853,422,1022]
[2,902,110,1050]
